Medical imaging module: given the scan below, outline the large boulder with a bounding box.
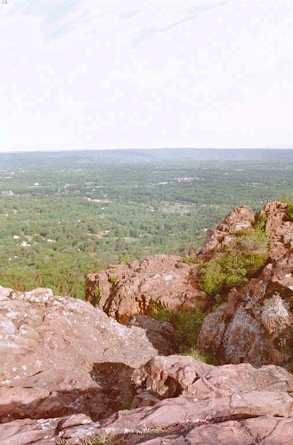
[85,255,209,323]
[0,287,157,423]
[2,356,293,444]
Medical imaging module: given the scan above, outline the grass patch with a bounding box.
[91,286,102,306]
[289,203,293,220]
[255,211,267,232]
[180,348,216,364]
[109,274,119,286]
[182,255,199,265]
[84,436,109,445]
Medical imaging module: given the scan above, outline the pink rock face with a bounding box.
[270,251,293,289]
[128,315,176,356]
[197,201,293,368]
[0,287,157,423]
[199,200,293,262]
[2,356,293,444]
[198,252,293,368]
[0,414,97,445]
[263,201,293,260]
[132,355,293,400]
[86,255,210,323]
[96,357,293,444]
[199,205,256,258]
[3,414,293,445]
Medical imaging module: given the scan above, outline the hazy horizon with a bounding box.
[0,147,292,155]
[1,148,293,165]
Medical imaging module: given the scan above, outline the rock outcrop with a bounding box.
[86,255,210,324]
[198,255,293,368]
[4,412,293,444]
[198,205,256,258]
[198,201,293,369]
[263,201,293,260]
[2,355,293,444]
[128,315,177,356]
[132,355,293,400]
[85,200,293,369]
[0,287,157,423]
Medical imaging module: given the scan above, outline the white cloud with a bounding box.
[0,0,293,150]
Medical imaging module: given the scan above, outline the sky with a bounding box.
[0,0,293,151]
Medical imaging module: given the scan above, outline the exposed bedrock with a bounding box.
[2,355,293,444]
[0,287,156,423]
[198,201,293,368]
[85,254,210,323]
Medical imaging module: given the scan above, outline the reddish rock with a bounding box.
[198,251,293,368]
[86,255,209,323]
[0,287,157,423]
[3,414,293,445]
[263,201,293,260]
[95,357,293,444]
[199,205,256,258]
[0,414,97,445]
[2,356,293,444]
[197,201,293,368]
[132,355,293,400]
[128,315,176,355]
[270,250,293,289]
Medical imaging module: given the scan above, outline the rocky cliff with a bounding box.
[0,200,293,444]
[86,200,293,369]
[197,201,293,369]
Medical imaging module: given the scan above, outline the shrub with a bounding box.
[289,202,293,220]
[200,253,247,295]
[200,260,226,295]
[84,436,108,445]
[150,306,204,353]
[200,228,268,296]
[91,286,101,306]
[109,274,119,285]
[182,255,198,265]
[255,212,267,232]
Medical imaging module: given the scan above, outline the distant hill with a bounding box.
[0,148,293,169]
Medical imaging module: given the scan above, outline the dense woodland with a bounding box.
[0,149,292,298]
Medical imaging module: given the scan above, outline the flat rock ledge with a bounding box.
[1,354,293,444]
